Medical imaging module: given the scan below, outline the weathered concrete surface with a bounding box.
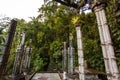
[32,73,61,80]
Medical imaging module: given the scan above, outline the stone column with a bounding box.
[91,0,120,80]
[68,36,75,80]
[12,33,26,80]
[62,42,67,80]
[75,26,85,80]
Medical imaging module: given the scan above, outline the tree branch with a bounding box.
[54,0,78,9]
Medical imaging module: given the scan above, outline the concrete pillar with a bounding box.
[91,0,120,80]
[62,42,67,80]
[12,33,26,80]
[75,26,85,80]
[68,36,75,80]
[0,19,17,79]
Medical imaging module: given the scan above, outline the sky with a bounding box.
[0,0,44,21]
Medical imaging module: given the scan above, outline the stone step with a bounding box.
[31,73,61,80]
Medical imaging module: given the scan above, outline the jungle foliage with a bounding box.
[0,0,120,74]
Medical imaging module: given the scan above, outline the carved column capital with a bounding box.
[74,22,83,28]
[90,0,107,12]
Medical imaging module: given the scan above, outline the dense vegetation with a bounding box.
[0,0,120,75]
